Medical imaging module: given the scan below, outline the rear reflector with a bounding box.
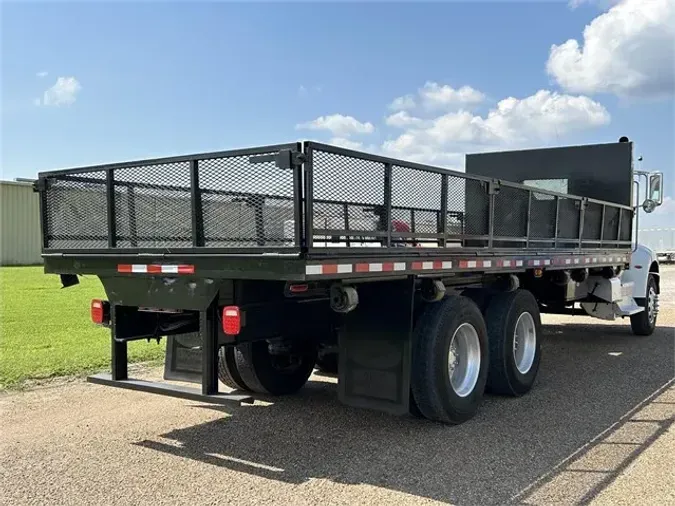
[91,299,110,325]
[117,264,195,274]
[289,284,309,293]
[222,306,241,335]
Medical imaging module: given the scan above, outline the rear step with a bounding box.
[87,373,254,406]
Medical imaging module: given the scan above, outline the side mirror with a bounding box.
[641,172,664,213]
[648,173,664,205]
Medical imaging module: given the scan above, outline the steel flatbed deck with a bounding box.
[42,248,631,281]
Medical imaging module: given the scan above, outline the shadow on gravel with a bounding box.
[135,324,674,506]
[514,382,674,505]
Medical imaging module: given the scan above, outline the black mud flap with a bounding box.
[164,332,203,384]
[338,277,415,416]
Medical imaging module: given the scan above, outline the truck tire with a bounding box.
[217,346,251,391]
[630,274,658,336]
[484,289,541,396]
[234,341,317,396]
[461,287,492,313]
[408,391,424,418]
[316,353,338,375]
[411,295,489,424]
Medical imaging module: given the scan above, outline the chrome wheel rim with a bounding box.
[448,323,481,398]
[513,312,537,374]
[647,286,656,324]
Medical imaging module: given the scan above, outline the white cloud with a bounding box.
[329,137,364,150]
[41,76,82,106]
[382,89,610,167]
[388,94,416,111]
[418,82,486,110]
[547,0,675,98]
[382,134,466,169]
[296,114,375,137]
[385,111,428,128]
[36,71,48,78]
[297,81,611,170]
[481,90,610,141]
[388,82,485,112]
[568,0,622,10]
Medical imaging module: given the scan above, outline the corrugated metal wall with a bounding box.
[0,181,43,265]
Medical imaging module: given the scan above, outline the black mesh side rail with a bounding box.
[304,142,634,252]
[40,143,302,251]
[39,140,635,255]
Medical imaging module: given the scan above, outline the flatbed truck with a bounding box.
[34,136,664,424]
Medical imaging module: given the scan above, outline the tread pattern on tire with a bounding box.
[630,274,657,336]
[234,341,317,396]
[217,346,250,391]
[234,343,269,394]
[484,289,541,397]
[411,295,489,425]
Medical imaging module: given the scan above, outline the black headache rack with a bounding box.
[37,140,635,280]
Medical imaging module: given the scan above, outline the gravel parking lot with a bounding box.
[2,267,674,506]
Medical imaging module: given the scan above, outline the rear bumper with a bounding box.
[43,253,307,281]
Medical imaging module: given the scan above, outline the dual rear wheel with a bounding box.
[411,289,542,424]
[217,340,317,396]
[216,287,542,424]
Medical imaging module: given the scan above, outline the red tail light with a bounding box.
[91,299,110,325]
[222,306,241,335]
[289,284,309,293]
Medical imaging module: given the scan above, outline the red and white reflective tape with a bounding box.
[118,264,195,274]
[306,262,407,276]
[304,254,630,277]
[355,261,407,273]
[411,260,453,270]
[496,259,524,268]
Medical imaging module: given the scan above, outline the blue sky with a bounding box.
[2,1,673,226]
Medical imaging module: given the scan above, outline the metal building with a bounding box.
[0,179,43,266]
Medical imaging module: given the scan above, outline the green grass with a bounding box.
[0,267,165,389]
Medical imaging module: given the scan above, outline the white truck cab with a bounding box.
[581,166,664,335]
[620,242,661,334]
[623,243,660,298]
